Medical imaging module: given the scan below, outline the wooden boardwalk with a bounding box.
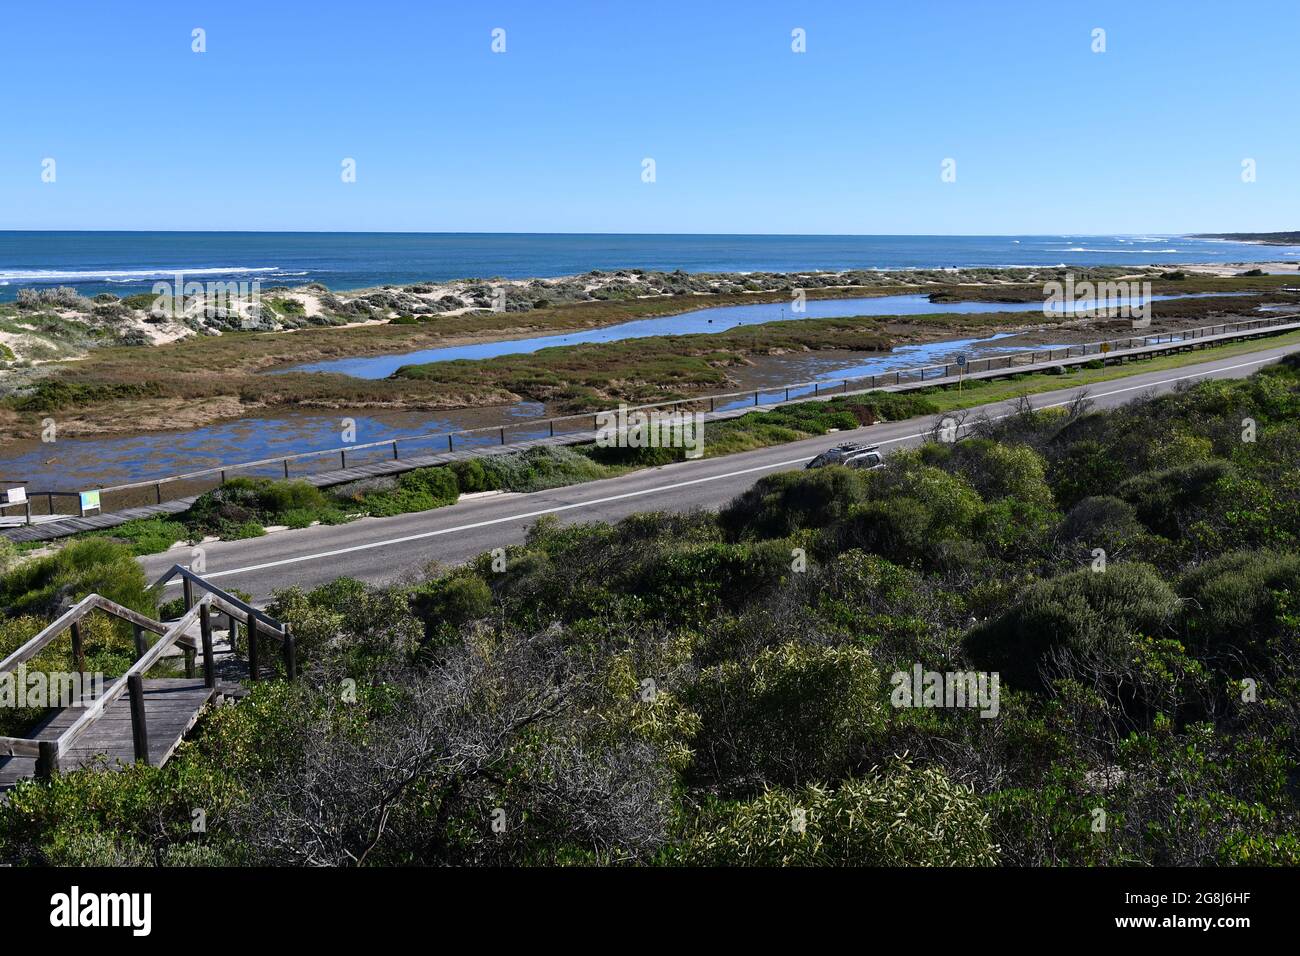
[0,679,221,790]
[0,568,292,792]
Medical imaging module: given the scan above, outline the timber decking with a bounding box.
[0,568,291,792]
[0,678,221,790]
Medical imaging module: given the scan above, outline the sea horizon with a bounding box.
[2,230,1297,302]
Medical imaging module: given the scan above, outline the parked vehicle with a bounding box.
[805,442,884,470]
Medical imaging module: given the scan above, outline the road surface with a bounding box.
[140,343,1299,601]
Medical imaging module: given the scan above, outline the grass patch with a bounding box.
[90,517,191,555]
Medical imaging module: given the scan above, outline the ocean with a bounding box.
[2,232,1297,302]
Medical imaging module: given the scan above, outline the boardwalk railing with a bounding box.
[153,564,296,682]
[12,310,1300,519]
[0,569,292,780]
[0,594,209,776]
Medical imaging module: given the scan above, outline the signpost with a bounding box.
[1,486,31,525]
[78,490,101,517]
[955,352,968,391]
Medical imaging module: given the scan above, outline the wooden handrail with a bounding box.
[0,737,42,758]
[0,571,293,778]
[152,564,286,636]
[55,597,211,757]
[0,592,196,683]
[0,595,100,676]
[88,595,168,638]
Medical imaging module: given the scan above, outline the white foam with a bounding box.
[0,266,281,282]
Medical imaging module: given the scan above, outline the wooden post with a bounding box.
[132,624,147,659]
[183,577,194,612]
[283,460,290,479]
[127,674,149,764]
[500,427,506,445]
[155,483,162,504]
[247,616,260,682]
[341,450,347,468]
[70,620,85,675]
[283,624,297,681]
[392,440,400,460]
[183,647,196,679]
[448,434,454,452]
[200,607,216,689]
[36,741,59,780]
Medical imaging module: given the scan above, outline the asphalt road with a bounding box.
[141,343,1300,602]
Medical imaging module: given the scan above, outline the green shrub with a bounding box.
[359,465,460,516]
[581,443,682,467]
[964,563,1180,691]
[1179,551,1300,671]
[449,458,499,494]
[0,537,17,575]
[821,498,931,565]
[687,642,882,789]
[411,572,494,643]
[867,454,986,538]
[92,517,190,555]
[480,446,611,493]
[0,538,155,619]
[721,467,868,540]
[1116,460,1235,538]
[184,477,336,537]
[671,759,998,866]
[1050,439,1131,509]
[267,578,421,671]
[943,439,1055,508]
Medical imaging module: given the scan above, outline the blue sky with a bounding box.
[1,0,1296,234]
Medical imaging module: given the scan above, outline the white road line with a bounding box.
[174,455,818,582]
[168,351,1287,584]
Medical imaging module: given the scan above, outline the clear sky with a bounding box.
[1,0,1296,234]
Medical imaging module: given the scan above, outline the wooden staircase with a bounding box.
[0,566,293,790]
